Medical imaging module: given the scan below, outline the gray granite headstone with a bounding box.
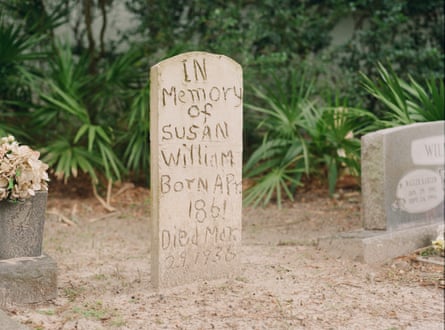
[362,121,444,231]
[320,121,444,264]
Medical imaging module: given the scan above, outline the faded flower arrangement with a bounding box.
[0,135,49,201]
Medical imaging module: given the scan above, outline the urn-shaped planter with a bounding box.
[0,191,47,259]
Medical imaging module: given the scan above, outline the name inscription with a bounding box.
[411,135,445,165]
[393,169,444,214]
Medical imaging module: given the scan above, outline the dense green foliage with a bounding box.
[0,1,150,187]
[0,0,443,205]
[332,0,444,109]
[243,67,377,206]
[362,63,444,126]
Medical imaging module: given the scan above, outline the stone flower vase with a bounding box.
[0,191,47,259]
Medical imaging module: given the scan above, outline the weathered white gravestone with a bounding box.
[321,121,444,264]
[150,52,243,288]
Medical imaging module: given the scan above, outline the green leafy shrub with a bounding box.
[1,1,149,191]
[243,69,314,207]
[1,0,443,195]
[0,13,43,138]
[19,42,148,189]
[28,44,117,183]
[122,83,150,183]
[243,68,376,206]
[303,104,376,196]
[362,63,444,127]
[332,0,444,110]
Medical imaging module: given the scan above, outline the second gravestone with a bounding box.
[320,121,444,264]
[150,52,243,288]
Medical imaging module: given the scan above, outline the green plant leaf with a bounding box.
[74,124,89,144]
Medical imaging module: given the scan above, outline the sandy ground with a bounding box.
[4,186,444,330]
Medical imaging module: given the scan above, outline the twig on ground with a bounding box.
[71,203,78,217]
[89,211,121,223]
[334,282,363,288]
[114,182,135,198]
[106,179,112,206]
[415,256,445,266]
[46,210,78,227]
[92,181,116,212]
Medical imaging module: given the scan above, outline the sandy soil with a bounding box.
[4,185,444,330]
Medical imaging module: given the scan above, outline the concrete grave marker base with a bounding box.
[319,223,444,264]
[0,309,30,330]
[0,254,57,307]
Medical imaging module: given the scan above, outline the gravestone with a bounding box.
[150,52,243,288]
[321,121,444,264]
[362,121,444,231]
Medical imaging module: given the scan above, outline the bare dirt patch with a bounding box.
[4,185,444,330]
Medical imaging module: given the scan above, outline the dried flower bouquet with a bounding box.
[0,135,49,201]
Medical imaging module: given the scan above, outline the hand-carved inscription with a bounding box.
[188,198,228,222]
[151,52,242,287]
[160,144,236,168]
[182,58,207,82]
[160,174,242,195]
[161,121,229,141]
[160,225,239,250]
[162,86,243,107]
[205,225,239,243]
[161,226,198,250]
[164,245,237,270]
